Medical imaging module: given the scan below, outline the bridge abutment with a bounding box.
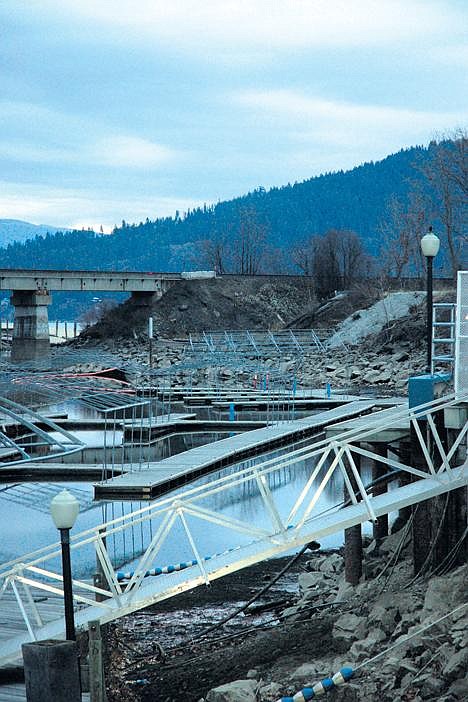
[11,290,51,362]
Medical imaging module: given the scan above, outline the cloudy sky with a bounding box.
[1,0,467,231]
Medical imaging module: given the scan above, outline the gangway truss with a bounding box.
[0,392,466,665]
[0,396,85,466]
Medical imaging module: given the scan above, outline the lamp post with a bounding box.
[420,227,440,373]
[50,489,80,641]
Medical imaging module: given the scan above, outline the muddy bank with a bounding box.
[104,554,335,702]
[102,535,468,702]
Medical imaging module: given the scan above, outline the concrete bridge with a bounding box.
[0,269,189,361]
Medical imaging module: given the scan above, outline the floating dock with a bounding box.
[94,400,381,500]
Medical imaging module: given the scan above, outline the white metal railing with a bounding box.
[455,270,468,397]
[432,303,456,374]
[0,392,466,662]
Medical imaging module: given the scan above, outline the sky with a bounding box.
[1,0,467,231]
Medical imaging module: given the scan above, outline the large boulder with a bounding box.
[367,601,398,635]
[206,680,257,702]
[379,527,411,555]
[332,613,367,651]
[442,648,468,682]
[258,681,282,700]
[298,571,332,594]
[448,675,468,699]
[349,627,387,660]
[422,566,467,617]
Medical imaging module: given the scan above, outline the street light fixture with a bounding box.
[420,226,440,372]
[50,489,80,641]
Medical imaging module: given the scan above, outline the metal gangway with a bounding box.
[0,392,466,665]
[0,396,85,465]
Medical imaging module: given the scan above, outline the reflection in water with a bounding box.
[100,444,374,577]
[0,400,375,578]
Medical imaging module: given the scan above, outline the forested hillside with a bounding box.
[1,138,465,283]
[0,146,428,271]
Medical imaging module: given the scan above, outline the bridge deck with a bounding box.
[0,268,182,292]
[94,400,378,500]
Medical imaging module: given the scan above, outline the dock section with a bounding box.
[325,404,410,443]
[94,400,379,500]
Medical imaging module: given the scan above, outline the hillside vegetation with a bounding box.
[2,135,465,322]
[0,144,442,273]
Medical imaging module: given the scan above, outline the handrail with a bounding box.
[0,392,465,580]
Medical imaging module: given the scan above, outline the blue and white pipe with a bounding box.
[116,545,241,582]
[276,667,354,701]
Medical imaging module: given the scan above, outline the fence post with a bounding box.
[88,619,106,702]
[22,640,81,702]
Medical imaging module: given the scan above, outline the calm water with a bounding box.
[0,402,382,578]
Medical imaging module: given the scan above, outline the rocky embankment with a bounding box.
[198,533,467,702]
[104,528,467,702]
[70,331,426,395]
[70,289,449,393]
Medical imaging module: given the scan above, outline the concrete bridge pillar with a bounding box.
[11,290,52,362]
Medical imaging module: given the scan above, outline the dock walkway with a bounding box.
[0,588,90,702]
[325,404,410,443]
[94,400,379,500]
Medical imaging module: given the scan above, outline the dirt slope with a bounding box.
[83,277,316,339]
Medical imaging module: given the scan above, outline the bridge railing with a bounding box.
[0,392,466,645]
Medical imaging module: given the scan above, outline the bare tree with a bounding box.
[291,236,318,276]
[421,130,468,277]
[196,237,229,273]
[379,191,428,281]
[232,207,269,275]
[312,229,370,298]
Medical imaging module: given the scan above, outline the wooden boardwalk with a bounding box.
[0,588,93,691]
[0,590,65,651]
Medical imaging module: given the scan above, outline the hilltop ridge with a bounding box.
[0,219,69,247]
[0,145,430,272]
